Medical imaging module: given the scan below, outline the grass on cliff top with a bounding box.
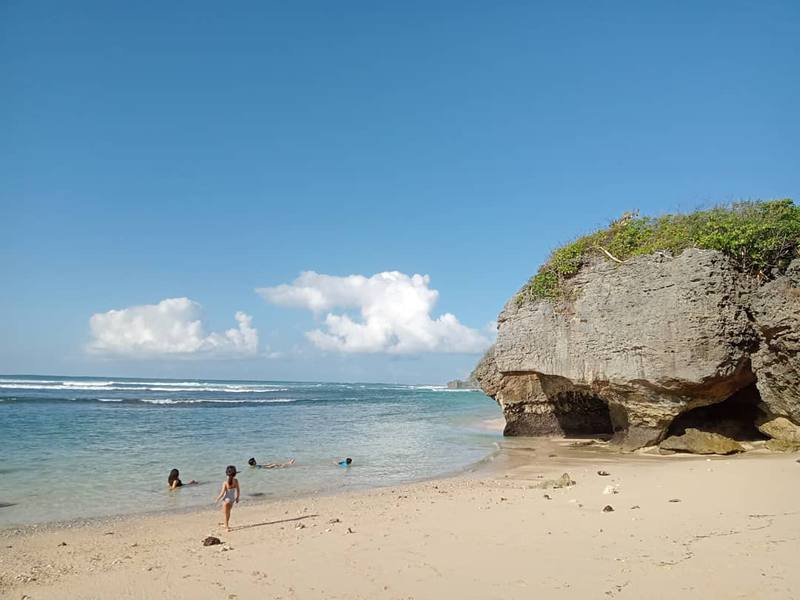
[517,199,800,304]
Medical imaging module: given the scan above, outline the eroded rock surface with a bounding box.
[475,250,800,451]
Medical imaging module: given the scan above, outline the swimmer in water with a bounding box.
[168,468,198,490]
[247,457,296,469]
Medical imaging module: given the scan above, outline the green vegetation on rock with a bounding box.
[518,199,800,304]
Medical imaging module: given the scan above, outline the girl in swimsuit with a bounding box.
[215,465,240,531]
[168,468,198,490]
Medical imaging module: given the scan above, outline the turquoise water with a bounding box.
[0,375,501,527]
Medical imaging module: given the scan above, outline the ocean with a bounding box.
[0,375,501,527]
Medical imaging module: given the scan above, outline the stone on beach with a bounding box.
[531,473,575,489]
[757,411,800,444]
[659,429,745,455]
[765,439,800,452]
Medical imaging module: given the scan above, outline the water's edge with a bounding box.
[0,442,505,536]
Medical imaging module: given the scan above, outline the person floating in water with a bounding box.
[247,457,296,469]
[214,465,240,532]
[168,468,198,490]
[338,458,353,467]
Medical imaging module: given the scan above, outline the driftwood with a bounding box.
[594,245,625,264]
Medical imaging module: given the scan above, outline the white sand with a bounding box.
[2,441,799,599]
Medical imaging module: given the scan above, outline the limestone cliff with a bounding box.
[474,249,800,450]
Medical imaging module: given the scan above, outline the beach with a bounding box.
[3,440,799,600]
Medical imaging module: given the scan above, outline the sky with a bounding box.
[1,1,798,383]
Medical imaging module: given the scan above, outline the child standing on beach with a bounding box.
[215,465,240,531]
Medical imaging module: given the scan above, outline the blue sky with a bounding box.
[1,1,798,383]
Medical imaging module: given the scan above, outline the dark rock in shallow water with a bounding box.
[0,502,16,509]
[474,251,800,451]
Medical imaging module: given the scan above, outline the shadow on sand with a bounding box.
[230,514,318,532]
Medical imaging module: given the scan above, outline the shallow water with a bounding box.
[0,375,501,527]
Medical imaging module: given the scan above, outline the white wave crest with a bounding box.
[0,383,289,393]
[137,397,298,405]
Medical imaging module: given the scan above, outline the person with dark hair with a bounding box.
[167,468,197,490]
[247,457,295,469]
[214,465,240,531]
[338,457,353,467]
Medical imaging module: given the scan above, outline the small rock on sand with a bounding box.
[531,473,575,490]
[668,498,682,503]
[597,470,610,476]
[603,505,614,512]
[202,536,222,546]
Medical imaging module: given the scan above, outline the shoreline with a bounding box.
[0,436,787,536]
[3,440,799,599]
[0,436,506,537]
[0,378,504,531]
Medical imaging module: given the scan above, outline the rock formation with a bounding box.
[474,249,800,451]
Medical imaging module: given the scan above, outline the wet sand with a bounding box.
[2,440,799,599]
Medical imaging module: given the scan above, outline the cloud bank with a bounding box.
[88,298,258,358]
[257,271,491,354]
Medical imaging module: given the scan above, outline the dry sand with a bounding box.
[2,440,799,600]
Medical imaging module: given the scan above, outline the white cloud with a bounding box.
[257,271,491,354]
[88,298,258,358]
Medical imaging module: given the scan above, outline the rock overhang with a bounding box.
[475,249,800,452]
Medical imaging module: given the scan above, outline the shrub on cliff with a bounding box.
[518,199,800,303]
